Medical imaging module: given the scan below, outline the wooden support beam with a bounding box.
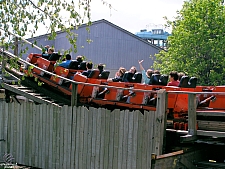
[2,83,60,106]
[180,134,197,143]
[151,149,206,169]
[152,89,167,156]
[197,130,225,138]
[188,93,197,136]
[71,83,78,107]
[197,111,225,117]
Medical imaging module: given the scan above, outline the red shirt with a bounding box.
[167,80,180,86]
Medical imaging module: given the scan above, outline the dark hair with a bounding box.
[169,71,179,81]
[76,55,83,63]
[86,62,93,69]
[146,69,153,78]
[154,70,160,74]
[178,72,185,81]
[66,54,71,60]
[130,66,137,74]
[119,67,126,75]
[98,63,104,71]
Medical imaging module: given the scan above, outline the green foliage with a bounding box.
[154,0,225,86]
[0,0,112,68]
[0,0,93,54]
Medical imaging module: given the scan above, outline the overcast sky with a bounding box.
[89,0,185,34]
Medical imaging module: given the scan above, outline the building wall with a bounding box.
[20,20,162,75]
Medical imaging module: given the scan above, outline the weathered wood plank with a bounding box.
[7,103,12,157]
[91,107,97,169]
[108,109,115,169]
[78,106,85,169]
[2,103,8,156]
[0,102,3,156]
[25,102,31,166]
[24,102,29,166]
[153,89,167,155]
[37,104,42,168]
[51,105,57,169]
[136,110,143,169]
[82,106,89,168]
[197,111,225,116]
[42,104,48,169]
[127,111,134,169]
[16,103,21,163]
[31,103,36,167]
[94,108,102,169]
[131,110,139,169]
[99,108,106,169]
[62,106,68,169]
[48,105,54,169]
[87,106,93,168]
[197,130,225,137]
[13,103,20,164]
[12,102,17,162]
[70,105,77,168]
[75,106,81,168]
[21,103,27,165]
[118,110,125,169]
[62,106,70,168]
[67,105,72,169]
[146,111,155,168]
[55,106,61,169]
[59,106,65,168]
[103,109,110,169]
[19,103,25,164]
[112,109,120,169]
[188,93,197,136]
[2,83,59,105]
[198,120,225,131]
[141,111,148,169]
[2,102,9,157]
[153,149,205,169]
[30,104,38,166]
[122,110,129,169]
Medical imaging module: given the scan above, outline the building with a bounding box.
[21,19,163,75]
[135,29,170,49]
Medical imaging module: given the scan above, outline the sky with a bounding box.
[89,0,185,34]
[14,0,185,39]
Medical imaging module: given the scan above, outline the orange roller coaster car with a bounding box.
[17,53,225,130]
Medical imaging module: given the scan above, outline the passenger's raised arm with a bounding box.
[138,60,153,84]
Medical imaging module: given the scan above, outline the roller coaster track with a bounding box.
[0,49,71,107]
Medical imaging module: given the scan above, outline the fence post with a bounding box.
[188,93,197,136]
[14,37,18,56]
[152,89,167,156]
[71,83,78,107]
[1,58,6,80]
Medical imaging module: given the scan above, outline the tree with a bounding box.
[153,0,225,86]
[0,0,111,73]
[0,0,111,56]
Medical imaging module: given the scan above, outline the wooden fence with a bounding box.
[0,90,167,169]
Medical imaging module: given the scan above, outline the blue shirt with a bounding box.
[58,60,71,68]
[142,70,150,84]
